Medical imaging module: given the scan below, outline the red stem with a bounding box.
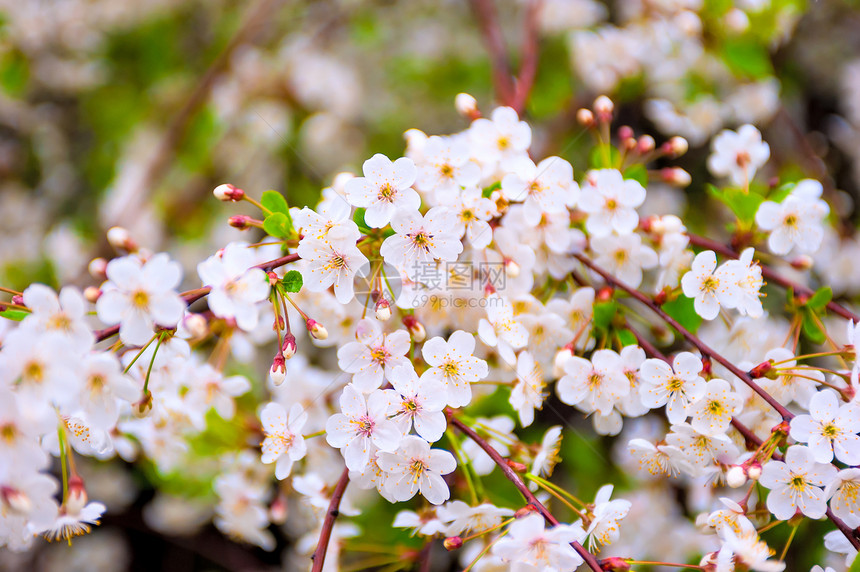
[685,233,858,323]
[510,0,541,114]
[449,415,603,572]
[573,253,794,421]
[311,467,351,572]
[469,0,515,106]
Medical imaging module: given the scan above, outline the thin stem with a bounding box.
[768,350,847,367]
[123,334,159,374]
[446,428,480,505]
[57,423,69,505]
[0,286,22,296]
[756,520,783,534]
[449,414,602,572]
[524,473,587,508]
[463,531,509,572]
[142,333,165,395]
[779,523,799,561]
[573,253,794,421]
[311,467,351,572]
[461,517,515,542]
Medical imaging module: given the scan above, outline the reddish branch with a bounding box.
[587,257,860,550]
[510,0,542,114]
[449,415,604,572]
[573,253,794,421]
[311,467,351,572]
[469,0,515,106]
[94,252,300,342]
[685,232,859,323]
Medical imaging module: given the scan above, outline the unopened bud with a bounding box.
[84,287,101,304]
[618,125,634,141]
[107,226,137,252]
[269,494,288,524]
[0,486,31,514]
[724,8,749,32]
[88,257,108,279]
[661,167,692,187]
[307,319,328,340]
[790,255,814,271]
[553,347,574,378]
[576,108,595,127]
[665,136,688,157]
[271,353,287,386]
[507,460,527,473]
[443,536,463,551]
[455,93,480,119]
[491,190,509,214]
[213,183,244,202]
[726,465,747,488]
[375,299,392,321]
[594,95,614,121]
[746,462,762,481]
[229,215,253,230]
[749,360,774,379]
[402,315,426,342]
[183,313,208,339]
[637,135,655,154]
[654,288,669,306]
[504,259,520,279]
[597,286,613,302]
[281,333,297,359]
[515,505,539,518]
[67,475,87,514]
[601,557,632,572]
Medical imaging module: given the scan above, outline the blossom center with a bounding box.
[821,423,840,439]
[701,275,719,293]
[378,183,396,201]
[370,346,389,365]
[409,458,427,482]
[132,289,150,309]
[356,416,375,437]
[789,475,807,491]
[588,372,604,389]
[440,164,454,178]
[1,423,17,442]
[23,360,44,383]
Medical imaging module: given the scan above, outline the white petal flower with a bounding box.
[707,124,770,187]
[260,402,308,479]
[639,352,706,423]
[197,243,270,332]
[345,153,420,228]
[789,389,860,465]
[578,169,645,237]
[759,445,837,520]
[377,435,456,505]
[420,330,489,408]
[492,513,586,571]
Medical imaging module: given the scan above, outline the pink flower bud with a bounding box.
[88,257,108,279]
[726,465,747,488]
[402,315,426,342]
[637,135,655,154]
[66,475,88,514]
[0,486,31,514]
[271,353,287,386]
[107,226,137,252]
[183,313,209,339]
[594,95,614,121]
[455,93,480,119]
[281,333,297,359]
[576,108,595,127]
[661,167,692,187]
[375,299,391,321]
[665,136,688,157]
[213,183,245,201]
[746,462,762,481]
[269,494,288,524]
[307,319,328,340]
[443,536,463,551]
[84,286,101,304]
[229,215,253,230]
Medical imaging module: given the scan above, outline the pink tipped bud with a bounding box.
[1,486,31,514]
[107,226,137,252]
[402,315,426,342]
[67,475,88,514]
[375,299,392,321]
[515,505,539,519]
[618,125,634,140]
[281,333,297,359]
[271,353,287,386]
[553,347,574,378]
[443,536,463,551]
[307,319,328,341]
[724,8,749,32]
[507,460,527,473]
[83,286,101,304]
[229,215,253,230]
[594,95,614,121]
[637,135,656,154]
[576,108,595,127]
[11,294,24,307]
[183,313,209,339]
[213,183,244,202]
[726,465,747,488]
[602,557,632,572]
[665,136,689,157]
[455,93,480,120]
[749,360,773,379]
[661,167,692,187]
[504,259,520,279]
[269,494,288,524]
[790,255,814,271]
[88,257,108,279]
[746,462,762,481]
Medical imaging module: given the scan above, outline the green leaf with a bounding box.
[482,181,501,198]
[263,212,291,238]
[806,286,832,311]
[801,310,826,345]
[623,164,648,187]
[353,208,373,233]
[592,301,617,332]
[849,548,860,572]
[0,309,28,321]
[617,329,638,347]
[706,184,765,224]
[281,270,303,293]
[663,295,703,335]
[261,189,289,215]
[722,37,773,79]
[589,144,620,170]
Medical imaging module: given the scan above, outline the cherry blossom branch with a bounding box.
[573,253,794,420]
[587,257,860,549]
[469,0,515,107]
[685,232,858,323]
[510,0,541,114]
[448,415,603,572]
[311,466,351,572]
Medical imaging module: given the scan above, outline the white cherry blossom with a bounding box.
[377,435,456,505]
[197,242,270,332]
[585,484,631,550]
[297,229,368,304]
[707,124,770,187]
[579,169,646,237]
[825,468,860,528]
[639,352,706,423]
[337,319,411,392]
[477,294,529,366]
[325,384,401,471]
[557,349,629,416]
[415,135,481,203]
[344,153,419,228]
[260,402,308,479]
[680,250,738,320]
[385,365,447,443]
[759,445,837,520]
[756,179,829,255]
[509,351,546,427]
[688,378,742,436]
[789,389,860,465]
[590,232,658,289]
[380,207,463,280]
[501,156,578,225]
[491,513,586,571]
[421,330,489,408]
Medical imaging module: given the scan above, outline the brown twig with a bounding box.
[449,415,603,572]
[510,0,542,114]
[685,232,858,323]
[469,0,515,107]
[311,467,351,572]
[574,252,794,420]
